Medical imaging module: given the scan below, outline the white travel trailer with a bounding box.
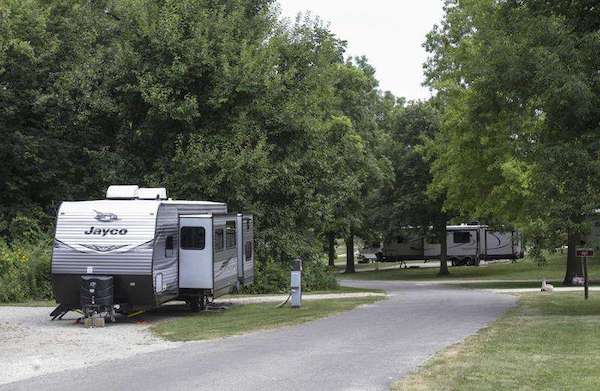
[382,224,523,266]
[51,185,254,319]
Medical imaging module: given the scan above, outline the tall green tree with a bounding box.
[0,0,132,234]
[332,58,392,273]
[425,0,600,283]
[378,101,451,275]
[0,0,394,288]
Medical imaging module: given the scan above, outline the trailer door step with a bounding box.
[50,304,72,320]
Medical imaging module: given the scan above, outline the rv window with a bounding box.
[453,231,471,244]
[180,227,206,250]
[165,236,174,257]
[226,221,236,249]
[215,228,224,252]
[245,241,252,260]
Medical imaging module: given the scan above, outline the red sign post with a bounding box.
[576,248,593,300]
[576,248,594,257]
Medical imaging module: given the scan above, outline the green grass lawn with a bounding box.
[0,299,56,307]
[454,281,568,289]
[393,293,600,391]
[338,252,600,282]
[152,296,383,342]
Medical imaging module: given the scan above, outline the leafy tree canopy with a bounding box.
[425,0,600,280]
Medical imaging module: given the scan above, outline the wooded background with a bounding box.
[1,0,598,301]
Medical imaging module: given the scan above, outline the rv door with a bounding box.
[179,216,213,289]
[447,230,478,258]
[235,214,254,286]
[236,214,244,283]
[242,216,254,285]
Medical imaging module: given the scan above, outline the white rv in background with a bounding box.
[381,224,523,266]
[51,185,254,320]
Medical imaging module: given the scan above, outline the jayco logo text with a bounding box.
[84,227,128,236]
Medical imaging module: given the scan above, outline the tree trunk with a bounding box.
[327,232,336,268]
[437,222,450,276]
[563,230,583,285]
[345,234,356,273]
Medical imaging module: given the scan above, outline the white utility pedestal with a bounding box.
[291,259,302,308]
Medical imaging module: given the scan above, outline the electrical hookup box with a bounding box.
[291,259,302,308]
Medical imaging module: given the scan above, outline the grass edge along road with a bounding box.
[0,299,56,307]
[392,292,600,391]
[338,252,600,282]
[152,295,383,342]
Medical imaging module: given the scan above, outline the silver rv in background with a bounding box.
[51,185,254,320]
[381,224,523,266]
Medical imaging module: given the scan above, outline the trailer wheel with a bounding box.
[189,296,206,313]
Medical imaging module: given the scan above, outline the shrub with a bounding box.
[243,256,338,294]
[243,258,289,294]
[0,238,52,303]
[8,213,47,244]
[301,261,338,292]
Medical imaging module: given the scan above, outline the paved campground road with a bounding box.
[2,281,516,391]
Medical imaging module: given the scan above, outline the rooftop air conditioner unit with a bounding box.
[106,185,139,199]
[137,187,168,200]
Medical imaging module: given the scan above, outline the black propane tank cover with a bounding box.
[292,258,302,271]
[80,275,114,306]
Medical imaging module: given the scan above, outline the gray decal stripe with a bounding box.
[55,239,154,254]
[447,243,475,249]
[487,243,513,251]
[79,244,128,252]
[54,240,85,253]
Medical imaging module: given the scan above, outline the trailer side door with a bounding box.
[448,230,478,258]
[242,215,254,285]
[212,216,239,297]
[236,214,244,283]
[178,216,213,289]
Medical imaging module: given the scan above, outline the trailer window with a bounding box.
[214,228,224,252]
[226,221,236,249]
[453,231,471,244]
[165,236,174,257]
[245,241,252,261]
[180,227,205,250]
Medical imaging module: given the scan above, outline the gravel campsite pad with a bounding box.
[0,292,383,386]
[0,306,180,385]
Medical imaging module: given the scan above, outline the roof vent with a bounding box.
[106,185,139,199]
[138,187,168,200]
